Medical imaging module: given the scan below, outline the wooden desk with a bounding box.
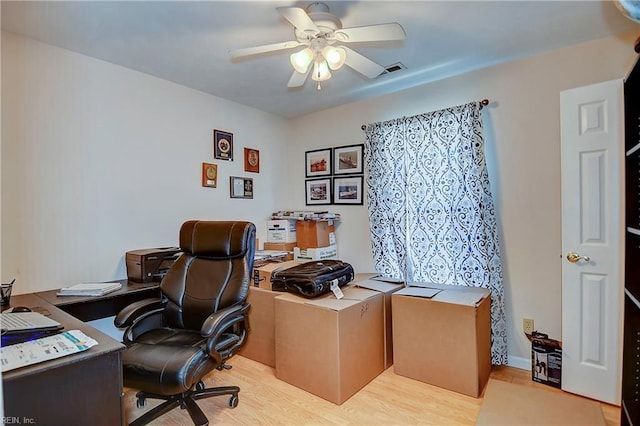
[3,280,162,423]
[3,294,126,425]
[35,279,161,321]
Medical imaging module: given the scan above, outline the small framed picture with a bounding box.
[214,129,234,161]
[333,176,363,205]
[244,148,260,173]
[201,162,217,188]
[333,144,364,175]
[305,148,332,177]
[230,176,253,199]
[305,178,332,205]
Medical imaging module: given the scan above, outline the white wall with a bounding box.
[286,32,639,364]
[1,32,288,294]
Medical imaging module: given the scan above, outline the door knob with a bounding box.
[566,252,591,263]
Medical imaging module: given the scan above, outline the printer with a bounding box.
[126,247,181,283]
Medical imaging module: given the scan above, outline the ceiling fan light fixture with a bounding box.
[290,48,314,73]
[232,3,406,91]
[322,46,346,70]
[311,59,331,82]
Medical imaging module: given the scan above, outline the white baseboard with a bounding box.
[507,355,530,371]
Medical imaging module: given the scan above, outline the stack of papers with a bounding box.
[1,330,98,372]
[56,282,122,297]
[254,250,291,261]
[271,210,341,221]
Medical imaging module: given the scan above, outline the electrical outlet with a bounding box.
[523,318,535,335]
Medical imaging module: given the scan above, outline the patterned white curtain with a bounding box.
[364,101,507,365]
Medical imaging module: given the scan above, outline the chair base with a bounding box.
[129,382,240,426]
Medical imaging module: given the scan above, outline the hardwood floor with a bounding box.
[123,356,621,425]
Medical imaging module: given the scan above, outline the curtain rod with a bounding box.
[360,99,490,131]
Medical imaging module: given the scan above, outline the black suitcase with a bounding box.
[270,260,354,298]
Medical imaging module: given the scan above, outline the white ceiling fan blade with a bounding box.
[334,23,406,43]
[277,6,320,37]
[229,41,302,60]
[287,67,311,88]
[342,46,385,79]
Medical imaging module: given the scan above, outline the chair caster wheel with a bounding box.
[229,394,239,408]
[136,397,147,409]
[195,381,206,391]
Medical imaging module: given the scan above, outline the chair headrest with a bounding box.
[179,221,254,258]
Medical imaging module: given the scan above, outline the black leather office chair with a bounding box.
[115,220,256,426]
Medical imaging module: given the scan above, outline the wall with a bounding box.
[286,32,639,365]
[1,32,288,294]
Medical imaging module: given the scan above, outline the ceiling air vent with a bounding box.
[381,62,407,76]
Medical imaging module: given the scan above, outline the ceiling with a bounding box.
[2,1,639,119]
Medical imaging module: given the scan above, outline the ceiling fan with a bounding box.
[229,2,406,90]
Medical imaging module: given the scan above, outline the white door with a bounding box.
[560,79,624,405]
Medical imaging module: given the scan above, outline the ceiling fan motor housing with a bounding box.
[295,2,342,42]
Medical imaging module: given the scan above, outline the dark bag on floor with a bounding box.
[270,260,354,298]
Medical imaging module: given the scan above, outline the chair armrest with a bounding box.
[200,303,249,337]
[114,297,166,328]
[201,303,250,363]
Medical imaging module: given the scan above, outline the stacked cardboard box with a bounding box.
[294,219,338,261]
[266,219,297,244]
[242,253,390,405]
[354,278,405,369]
[252,260,300,290]
[243,265,494,402]
[240,282,387,404]
[264,214,340,261]
[241,261,301,366]
[275,287,384,404]
[263,219,297,260]
[238,287,280,367]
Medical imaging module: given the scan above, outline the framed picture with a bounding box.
[305,178,332,205]
[244,148,260,173]
[333,176,364,205]
[230,176,253,199]
[333,144,364,175]
[214,129,234,161]
[201,162,217,188]
[305,148,332,177]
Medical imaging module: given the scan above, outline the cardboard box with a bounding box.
[354,278,405,369]
[238,287,281,367]
[295,220,336,249]
[275,287,384,404]
[263,242,295,260]
[354,273,381,282]
[530,333,562,388]
[391,282,491,397]
[267,219,297,243]
[263,242,296,251]
[253,260,301,290]
[293,244,338,261]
